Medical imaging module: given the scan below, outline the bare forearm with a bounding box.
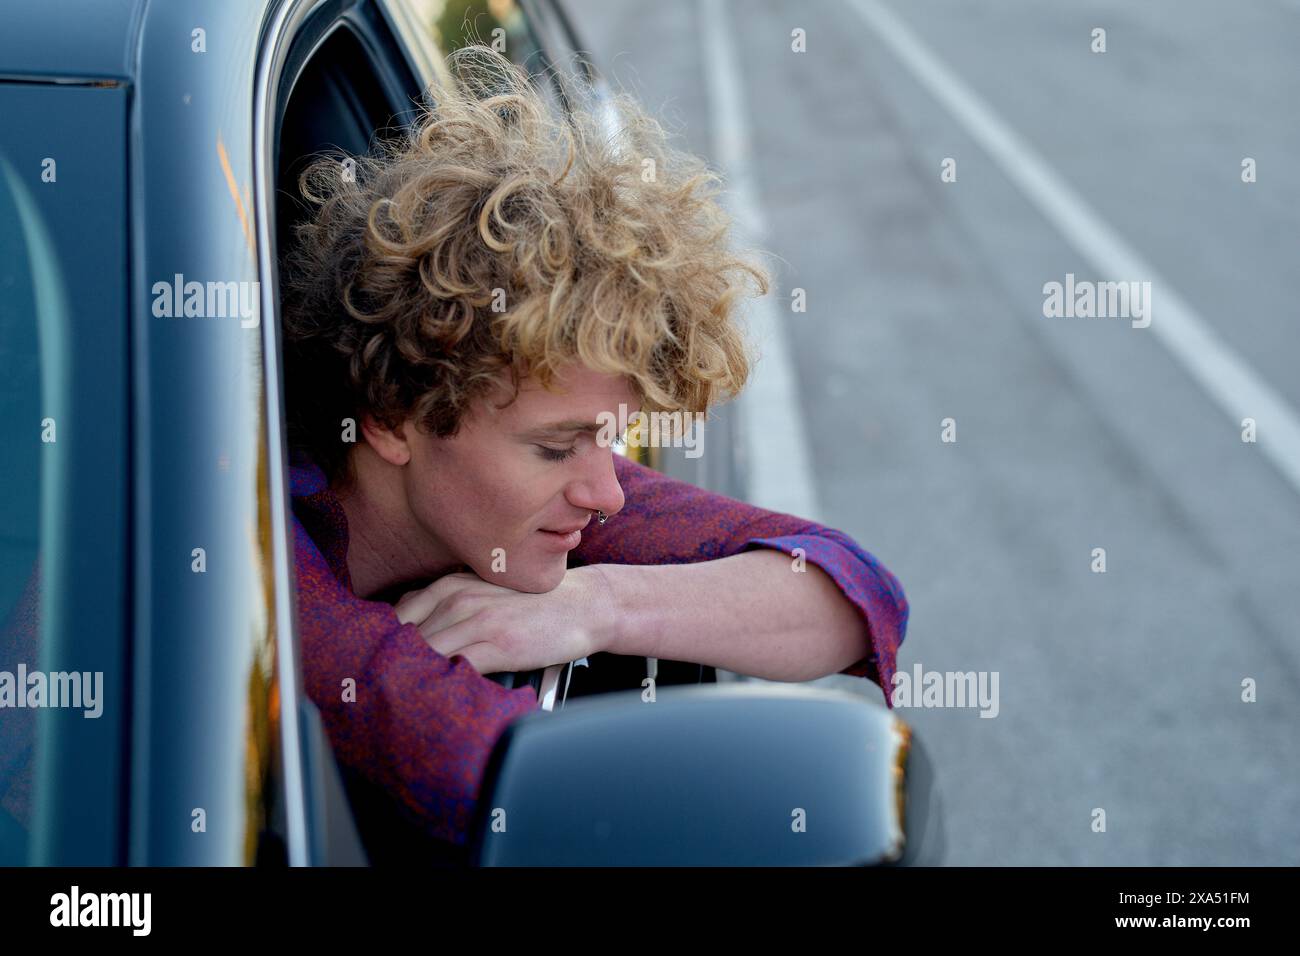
[592,549,871,682]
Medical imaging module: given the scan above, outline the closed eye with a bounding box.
[536,444,578,462]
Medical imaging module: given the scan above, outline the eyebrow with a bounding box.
[516,420,607,439]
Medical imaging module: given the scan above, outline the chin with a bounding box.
[492,559,568,594]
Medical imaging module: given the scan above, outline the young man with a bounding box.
[281,46,908,850]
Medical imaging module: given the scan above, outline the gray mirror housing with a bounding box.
[468,683,943,866]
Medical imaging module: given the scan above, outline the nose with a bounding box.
[567,446,625,519]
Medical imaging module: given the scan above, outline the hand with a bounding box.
[393,566,619,674]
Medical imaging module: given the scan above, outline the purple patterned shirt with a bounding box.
[290,451,908,846]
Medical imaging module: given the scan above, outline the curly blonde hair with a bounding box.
[281,44,768,489]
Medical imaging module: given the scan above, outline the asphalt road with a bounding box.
[566,0,1300,865]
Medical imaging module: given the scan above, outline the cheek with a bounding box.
[425,456,560,558]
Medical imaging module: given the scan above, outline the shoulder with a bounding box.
[289,450,328,497]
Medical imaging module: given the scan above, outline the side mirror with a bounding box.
[468,683,944,866]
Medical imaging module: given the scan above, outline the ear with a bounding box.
[360,412,413,467]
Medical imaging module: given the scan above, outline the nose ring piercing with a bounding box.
[596,510,608,525]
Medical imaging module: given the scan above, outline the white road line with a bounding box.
[700,0,822,521]
[849,0,1300,497]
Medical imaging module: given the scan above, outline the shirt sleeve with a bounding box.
[291,513,539,848]
[570,454,909,706]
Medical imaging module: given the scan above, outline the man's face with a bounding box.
[400,363,636,593]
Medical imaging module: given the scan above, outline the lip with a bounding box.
[536,517,590,550]
[536,528,582,550]
[540,520,590,535]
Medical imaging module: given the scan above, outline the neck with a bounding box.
[334,458,458,601]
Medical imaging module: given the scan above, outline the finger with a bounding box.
[414,594,489,640]
[394,572,478,626]
[423,615,493,661]
[394,577,459,625]
[449,642,509,675]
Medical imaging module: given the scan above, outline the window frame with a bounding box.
[254,0,432,866]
